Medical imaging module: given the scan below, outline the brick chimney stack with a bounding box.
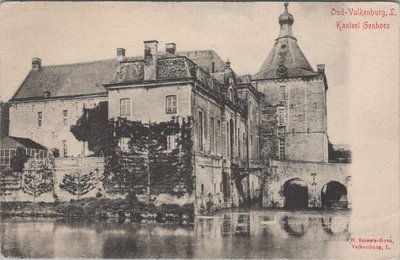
[144,40,158,80]
[317,64,325,73]
[165,43,176,54]
[32,57,42,70]
[117,48,126,62]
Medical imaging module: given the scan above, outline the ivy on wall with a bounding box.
[103,116,194,198]
[70,103,194,199]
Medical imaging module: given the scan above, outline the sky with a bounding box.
[0,2,398,146]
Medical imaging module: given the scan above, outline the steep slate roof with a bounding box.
[10,50,226,101]
[253,3,318,80]
[177,50,226,73]
[1,136,47,150]
[11,59,120,101]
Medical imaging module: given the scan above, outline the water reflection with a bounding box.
[1,210,351,259]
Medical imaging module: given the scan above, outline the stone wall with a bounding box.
[263,160,351,208]
[9,96,107,157]
[255,76,328,162]
[1,157,105,202]
[107,83,192,122]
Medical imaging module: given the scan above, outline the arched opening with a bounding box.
[283,178,308,209]
[321,181,348,209]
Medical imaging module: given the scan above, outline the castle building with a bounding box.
[2,3,350,209]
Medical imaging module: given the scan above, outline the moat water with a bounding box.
[1,209,352,259]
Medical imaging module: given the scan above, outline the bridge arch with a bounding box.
[321,181,348,209]
[283,178,308,209]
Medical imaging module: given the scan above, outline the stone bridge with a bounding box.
[262,160,352,209]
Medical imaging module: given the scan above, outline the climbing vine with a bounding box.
[103,116,194,198]
[71,103,194,199]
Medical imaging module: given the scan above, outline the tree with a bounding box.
[22,157,54,203]
[70,102,113,156]
[10,147,29,173]
[59,171,101,200]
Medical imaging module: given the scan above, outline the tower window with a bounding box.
[279,139,285,160]
[314,103,317,108]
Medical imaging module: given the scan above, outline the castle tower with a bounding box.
[253,2,329,163]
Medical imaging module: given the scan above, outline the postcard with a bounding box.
[0,1,398,259]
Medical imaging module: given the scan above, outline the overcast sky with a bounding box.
[0,2,398,146]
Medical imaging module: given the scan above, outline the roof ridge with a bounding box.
[41,55,143,68]
[42,58,116,68]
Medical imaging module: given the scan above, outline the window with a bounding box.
[226,122,230,155]
[118,137,130,151]
[198,111,204,151]
[238,128,241,157]
[201,184,205,195]
[243,133,246,158]
[210,117,215,153]
[62,140,68,157]
[279,139,285,160]
[290,104,294,109]
[279,86,286,101]
[250,134,253,158]
[120,98,131,116]
[256,136,259,161]
[167,135,177,150]
[30,149,35,158]
[166,95,177,114]
[63,110,69,126]
[314,102,317,108]
[229,88,233,101]
[216,120,221,154]
[30,132,34,140]
[75,102,78,110]
[37,112,43,127]
[277,107,286,126]
[214,183,216,193]
[220,182,223,192]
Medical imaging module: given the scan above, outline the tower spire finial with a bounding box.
[284,2,289,13]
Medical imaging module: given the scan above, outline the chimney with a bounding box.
[32,57,41,70]
[144,40,158,80]
[317,64,325,73]
[116,48,126,62]
[225,60,231,69]
[165,43,176,54]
